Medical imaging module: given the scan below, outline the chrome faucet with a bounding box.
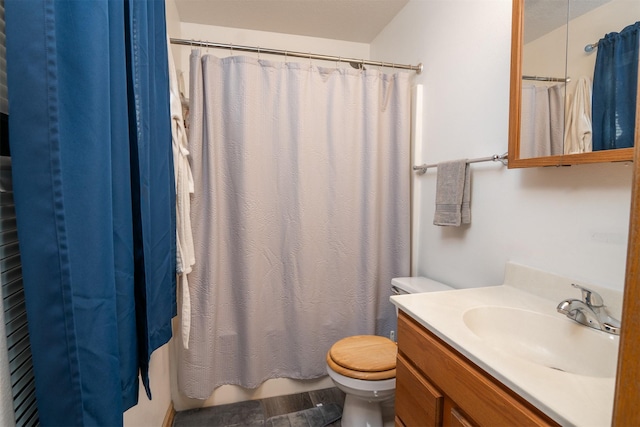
[556,283,621,335]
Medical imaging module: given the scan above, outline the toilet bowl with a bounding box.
[327,277,453,427]
[326,335,397,427]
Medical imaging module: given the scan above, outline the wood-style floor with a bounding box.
[173,387,346,427]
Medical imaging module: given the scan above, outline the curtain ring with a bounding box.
[285,51,288,63]
[337,56,341,69]
[257,46,261,60]
[230,43,234,56]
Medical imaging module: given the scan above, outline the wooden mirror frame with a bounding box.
[507,0,635,169]
[612,51,640,425]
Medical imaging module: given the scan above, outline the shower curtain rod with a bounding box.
[523,75,570,83]
[169,37,423,74]
[412,152,508,175]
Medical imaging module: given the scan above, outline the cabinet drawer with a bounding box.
[396,354,443,426]
[397,312,558,426]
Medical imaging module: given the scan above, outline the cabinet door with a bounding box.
[395,354,443,427]
[449,407,476,427]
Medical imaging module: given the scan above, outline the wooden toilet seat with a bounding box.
[326,335,397,380]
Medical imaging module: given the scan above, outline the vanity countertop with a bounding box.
[390,263,621,427]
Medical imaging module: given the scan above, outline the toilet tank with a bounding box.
[391,276,453,295]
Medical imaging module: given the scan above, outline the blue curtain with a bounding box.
[5,0,175,425]
[592,21,639,151]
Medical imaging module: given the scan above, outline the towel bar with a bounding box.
[413,152,508,175]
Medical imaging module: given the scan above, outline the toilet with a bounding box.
[326,276,453,427]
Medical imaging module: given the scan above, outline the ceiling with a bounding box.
[173,0,409,43]
[524,0,612,43]
[174,0,613,46]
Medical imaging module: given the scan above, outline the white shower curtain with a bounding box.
[177,51,411,399]
[520,84,564,158]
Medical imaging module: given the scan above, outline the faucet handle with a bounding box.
[571,283,604,307]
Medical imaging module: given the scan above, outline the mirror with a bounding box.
[508,0,639,168]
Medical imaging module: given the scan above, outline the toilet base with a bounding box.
[341,394,384,427]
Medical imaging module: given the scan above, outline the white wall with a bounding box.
[371,0,632,291]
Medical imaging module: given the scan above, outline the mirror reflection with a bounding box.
[520,0,639,160]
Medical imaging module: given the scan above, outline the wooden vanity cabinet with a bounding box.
[395,311,559,427]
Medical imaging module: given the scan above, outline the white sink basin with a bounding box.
[463,306,619,378]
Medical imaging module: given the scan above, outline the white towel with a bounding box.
[168,38,196,349]
[520,85,553,158]
[433,159,470,227]
[564,76,592,154]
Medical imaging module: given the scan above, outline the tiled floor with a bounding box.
[263,387,345,425]
[173,387,346,427]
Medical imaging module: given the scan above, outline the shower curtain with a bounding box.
[592,21,639,151]
[177,52,411,398]
[5,1,175,425]
[520,84,564,158]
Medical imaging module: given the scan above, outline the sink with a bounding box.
[463,306,619,378]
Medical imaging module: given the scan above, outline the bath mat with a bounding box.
[265,403,342,427]
[173,399,265,427]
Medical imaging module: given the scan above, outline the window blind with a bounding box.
[1,166,39,427]
[0,0,39,424]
